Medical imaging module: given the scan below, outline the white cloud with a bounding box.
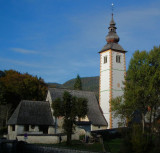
[0,57,58,69]
[10,48,38,54]
[70,59,98,68]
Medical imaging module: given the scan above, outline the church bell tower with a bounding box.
[99,13,126,129]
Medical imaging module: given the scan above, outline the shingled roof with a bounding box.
[99,14,127,53]
[8,100,54,126]
[99,42,126,53]
[48,88,107,126]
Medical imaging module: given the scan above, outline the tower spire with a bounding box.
[106,4,119,44]
[111,3,114,15]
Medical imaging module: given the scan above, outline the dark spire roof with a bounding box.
[110,13,116,25]
[99,14,126,53]
[106,14,119,43]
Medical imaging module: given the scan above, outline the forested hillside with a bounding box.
[48,76,99,92]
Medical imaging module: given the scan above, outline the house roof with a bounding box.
[48,88,108,126]
[7,100,54,126]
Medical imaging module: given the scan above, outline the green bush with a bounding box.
[79,134,85,141]
[0,126,7,135]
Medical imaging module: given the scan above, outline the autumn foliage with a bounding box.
[0,70,47,108]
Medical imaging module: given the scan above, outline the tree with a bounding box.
[52,91,88,145]
[0,70,47,108]
[112,50,150,128]
[74,74,82,90]
[111,46,160,153]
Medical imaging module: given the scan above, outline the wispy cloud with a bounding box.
[10,48,38,54]
[69,59,98,68]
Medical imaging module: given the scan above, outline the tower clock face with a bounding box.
[117,83,120,88]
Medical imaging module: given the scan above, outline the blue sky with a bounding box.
[0,0,160,84]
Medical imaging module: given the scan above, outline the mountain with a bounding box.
[47,76,99,92]
[47,83,62,88]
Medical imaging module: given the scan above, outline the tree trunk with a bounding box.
[142,113,145,134]
[67,132,72,145]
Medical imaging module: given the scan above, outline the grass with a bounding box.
[36,140,104,152]
[104,138,122,153]
[36,139,122,153]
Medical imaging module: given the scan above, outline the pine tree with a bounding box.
[74,74,82,90]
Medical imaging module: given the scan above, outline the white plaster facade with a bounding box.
[17,133,79,144]
[99,51,111,128]
[99,50,126,129]
[8,125,55,140]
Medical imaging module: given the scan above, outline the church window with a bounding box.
[24,125,29,131]
[31,125,35,129]
[104,56,107,64]
[39,125,48,134]
[11,125,15,131]
[116,55,121,63]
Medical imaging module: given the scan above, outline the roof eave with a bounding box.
[99,48,127,54]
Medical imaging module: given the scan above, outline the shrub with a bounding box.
[0,126,7,135]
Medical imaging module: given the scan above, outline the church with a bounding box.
[7,13,126,143]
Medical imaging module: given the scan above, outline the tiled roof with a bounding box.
[99,43,126,53]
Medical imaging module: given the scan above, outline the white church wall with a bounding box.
[100,51,111,71]
[17,133,79,144]
[100,50,112,128]
[99,49,126,129]
[99,51,111,129]
[91,125,107,131]
[111,51,126,128]
[16,125,24,134]
[8,125,17,140]
[48,126,55,134]
[100,91,110,114]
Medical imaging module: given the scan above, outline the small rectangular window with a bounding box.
[104,56,107,64]
[116,55,121,63]
[24,125,29,131]
[11,125,15,131]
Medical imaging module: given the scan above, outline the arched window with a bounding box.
[104,56,107,64]
[116,55,121,63]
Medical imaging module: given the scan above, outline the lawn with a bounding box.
[105,138,122,153]
[37,140,104,152]
[36,139,122,153]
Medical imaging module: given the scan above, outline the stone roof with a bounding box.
[7,100,54,126]
[99,14,127,53]
[48,88,108,126]
[99,42,126,53]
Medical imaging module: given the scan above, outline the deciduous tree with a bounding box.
[0,70,47,108]
[52,91,88,145]
[111,46,160,153]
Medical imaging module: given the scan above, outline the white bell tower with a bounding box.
[99,13,127,129]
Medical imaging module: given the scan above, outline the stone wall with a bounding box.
[17,133,79,144]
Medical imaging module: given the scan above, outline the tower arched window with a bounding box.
[116,55,121,63]
[104,56,107,64]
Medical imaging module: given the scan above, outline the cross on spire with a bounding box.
[111,3,114,15]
